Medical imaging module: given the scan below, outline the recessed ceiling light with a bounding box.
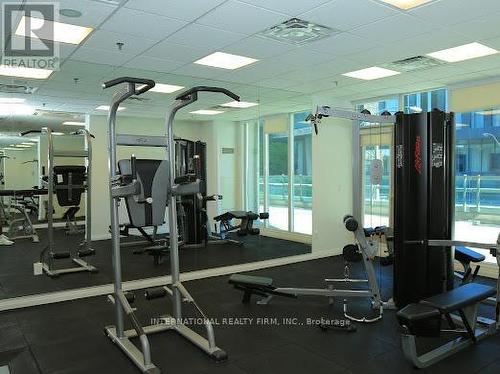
[427,42,498,62]
[4,147,23,151]
[0,65,53,79]
[0,104,35,115]
[194,52,258,70]
[15,16,93,45]
[0,98,26,103]
[220,101,259,108]
[96,105,125,111]
[190,110,225,115]
[146,83,185,94]
[342,66,401,80]
[15,144,32,148]
[379,0,432,10]
[52,132,65,136]
[63,121,86,126]
[21,142,35,145]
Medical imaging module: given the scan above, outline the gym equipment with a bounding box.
[103,77,240,373]
[397,282,496,368]
[22,128,97,277]
[229,214,393,323]
[0,188,47,242]
[212,211,269,240]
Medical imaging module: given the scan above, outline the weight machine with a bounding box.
[21,128,97,277]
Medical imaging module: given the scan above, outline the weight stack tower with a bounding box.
[393,109,455,307]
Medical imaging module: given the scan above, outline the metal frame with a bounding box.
[26,127,96,277]
[401,302,496,368]
[103,79,238,373]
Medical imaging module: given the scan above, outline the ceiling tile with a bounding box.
[82,30,158,55]
[447,11,500,41]
[27,0,118,27]
[409,0,500,27]
[171,64,228,80]
[71,46,134,66]
[351,14,438,44]
[223,36,296,59]
[59,60,116,78]
[124,0,226,22]
[196,0,289,35]
[165,24,245,51]
[308,32,383,57]
[300,0,397,32]
[238,0,332,16]
[101,8,187,39]
[123,56,184,73]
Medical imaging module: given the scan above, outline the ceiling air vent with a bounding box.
[384,56,445,72]
[0,83,38,94]
[258,18,339,45]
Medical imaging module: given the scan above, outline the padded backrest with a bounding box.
[118,159,169,227]
[53,165,86,207]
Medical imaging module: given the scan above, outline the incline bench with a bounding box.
[397,282,497,368]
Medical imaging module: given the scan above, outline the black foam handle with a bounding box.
[176,86,240,102]
[130,155,137,180]
[20,130,42,136]
[102,77,155,95]
[144,287,167,300]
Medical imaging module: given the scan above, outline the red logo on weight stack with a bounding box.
[414,135,422,175]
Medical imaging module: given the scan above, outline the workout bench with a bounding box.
[397,282,497,368]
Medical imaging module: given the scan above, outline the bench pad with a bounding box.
[455,246,485,264]
[422,283,495,313]
[229,274,274,288]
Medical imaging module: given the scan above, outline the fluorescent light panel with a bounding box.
[0,98,26,103]
[4,147,23,150]
[342,66,401,80]
[150,83,184,93]
[15,144,31,148]
[0,65,53,79]
[379,0,432,10]
[63,121,86,126]
[52,132,64,136]
[221,101,259,108]
[96,105,125,111]
[190,110,225,115]
[21,142,35,145]
[194,52,258,70]
[0,104,35,115]
[15,16,93,45]
[427,42,498,62]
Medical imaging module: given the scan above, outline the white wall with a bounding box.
[4,148,38,189]
[88,114,242,240]
[311,98,354,254]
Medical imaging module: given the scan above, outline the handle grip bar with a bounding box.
[102,77,155,95]
[20,130,42,136]
[176,86,240,102]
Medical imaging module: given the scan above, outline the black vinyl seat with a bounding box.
[421,283,495,313]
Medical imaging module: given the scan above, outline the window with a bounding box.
[244,110,313,235]
[404,88,447,113]
[455,108,500,263]
[356,98,398,228]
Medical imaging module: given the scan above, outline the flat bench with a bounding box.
[397,283,496,368]
[229,274,295,304]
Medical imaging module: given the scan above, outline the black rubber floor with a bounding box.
[0,229,310,299]
[0,256,499,374]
